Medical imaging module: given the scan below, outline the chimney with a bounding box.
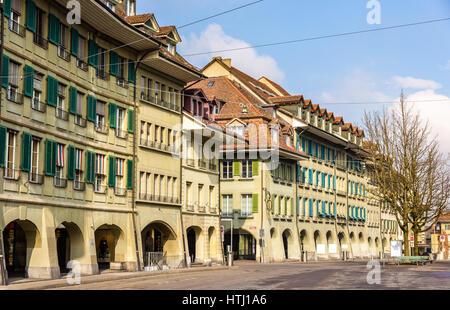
[222,58,232,68]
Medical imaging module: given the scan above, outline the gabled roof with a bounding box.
[156,26,181,43]
[268,95,304,105]
[258,76,291,96]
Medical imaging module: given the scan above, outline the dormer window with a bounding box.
[103,0,115,11]
[207,81,215,87]
[167,44,176,55]
[286,135,291,147]
[229,126,245,137]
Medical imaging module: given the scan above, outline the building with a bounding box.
[430,213,450,260]
[199,57,385,260]
[0,0,202,282]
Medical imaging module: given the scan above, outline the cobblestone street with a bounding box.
[49,261,450,290]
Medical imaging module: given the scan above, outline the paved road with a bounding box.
[53,261,450,290]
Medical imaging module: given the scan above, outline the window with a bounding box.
[155,82,160,103]
[7,61,20,103]
[272,128,279,144]
[229,126,244,137]
[56,83,66,119]
[186,182,192,206]
[97,47,107,79]
[73,149,84,191]
[94,154,106,193]
[222,195,233,217]
[76,36,87,69]
[54,144,66,188]
[4,130,17,179]
[222,161,233,179]
[29,137,40,183]
[140,77,146,99]
[167,44,175,55]
[242,160,253,179]
[241,194,252,217]
[31,72,44,111]
[33,8,46,48]
[94,101,106,133]
[207,81,215,87]
[198,184,204,208]
[58,24,70,60]
[9,2,22,35]
[74,92,85,126]
[116,108,126,138]
[115,158,125,195]
[117,55,126,86]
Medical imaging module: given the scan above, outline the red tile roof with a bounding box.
[268,95,304,105]
[124,13,154,24]
[259,76,291,96]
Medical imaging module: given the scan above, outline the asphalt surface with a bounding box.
[51,260,450,290]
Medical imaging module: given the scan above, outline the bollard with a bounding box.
[302,251,307,262]
[228,253,233,267]
[343,251,347,261]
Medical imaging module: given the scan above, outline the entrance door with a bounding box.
[283,233,289,259]
[187,229,196,263]
[3,222,27,278]
[56,228,69,273]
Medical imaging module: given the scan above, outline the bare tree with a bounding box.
[364,93,450,256]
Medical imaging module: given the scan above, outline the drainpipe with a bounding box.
[260,163,264,264]
[0,3,8,287]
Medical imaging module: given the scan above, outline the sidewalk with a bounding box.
[1,265,237,290]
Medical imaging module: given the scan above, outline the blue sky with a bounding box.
[137,0,450,153]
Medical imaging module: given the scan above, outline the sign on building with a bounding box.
[391,241,402,257]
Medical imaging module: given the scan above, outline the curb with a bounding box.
[4,266,239,290]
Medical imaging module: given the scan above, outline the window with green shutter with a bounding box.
[252,161,259,176]
[69,86,77,114]
[24,66,34,97]
[47,76,58,107]
[21,132,32,172]
[88,40,98,67]
[71,28,79,56]
[128,109,134,133]
[109,103,117,128]
[108,156,116,187]
[271,194,275,214]
[48,14,61,45]
[110,51,118,76]
[0,126,6,167]
[128,60,135,83]
[44,140,56,176]
[3,0,11,18]
[252,194,258,213]
[233,161,240,177]
[87,95,97,122]
[67,146,75,181]
[85,151,96,184]
[291,198,294,217]
[26,0,36,32]
[126,159,133,189]
[1,55,9,88]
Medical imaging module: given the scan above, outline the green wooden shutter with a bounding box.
[108,156,116,187]
[45,140,56,176]
[109,103,117,128]
[69,86,77,114]
[252,194,258,213]
[278,196,281,214]
[233,161,240,177]
[49,14,61,45]
[47,76,58,107]
[4,0,11,18]
[127,109,134,133]
[88,40,98,67]
[128,60,135,83]
[24,65,34,97]
[271,194,275,214]
[21,132,32,172]
[0,126,6,167]
[1,55,9,88]
[67,146,75,181]
[26,0,36,32]
[291,198,294,217]
[87,95,97,122]
[85,151,92,183]
[110,51,118,76]
[252,161,259,176]
[126,159,133,189]
[71,28,79,56]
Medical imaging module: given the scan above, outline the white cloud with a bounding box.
[180,24,285,82]
[391,76,442,90]
[402,89,450,155]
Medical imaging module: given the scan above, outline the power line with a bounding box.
[177,0,264,29]
[182,17,450,57]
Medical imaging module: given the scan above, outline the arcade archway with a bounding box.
[141,221,179,266]
[94,224,125,270]
[55,222,84,273]
[224,228,256,260]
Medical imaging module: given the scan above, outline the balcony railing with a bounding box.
[56,108,69,121]
[114,187,127,196]
[74,115,87,128]
[198,205,206,213]
[31,98,46,113]
[76,58,89,71]
[57,46,71,62]
[33,33,48,50]
[116,77,128,89]
[29,173,44,185]
[142,95,180,112]
[186,205,195,212]
[94,123,108,134]
[139,193,180,204]
[198,160,207,169]
[6,87,23,104]
[209,163,217,171]
[73,180,86,191]
[3,168,20,181]
[96,68,110,80]
[115,129,128,139]
[186,159,195,167]
[210,207,218,214]
[54,177,68,188]
[8,20,25,37]
[94,184,107,194]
